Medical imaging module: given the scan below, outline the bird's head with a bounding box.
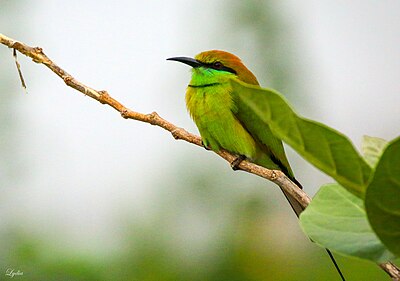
[167,50,259,86]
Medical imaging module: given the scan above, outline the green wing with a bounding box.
[229,78,294,179]
[230,78,304,216]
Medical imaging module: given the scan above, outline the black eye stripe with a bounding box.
[201,62,237,74]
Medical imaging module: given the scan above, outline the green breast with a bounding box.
[185,83,257,158]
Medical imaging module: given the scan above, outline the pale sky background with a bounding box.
[1,0,399,255]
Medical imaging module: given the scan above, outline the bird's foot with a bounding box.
[202,141,211,150]
[231,155,246,171]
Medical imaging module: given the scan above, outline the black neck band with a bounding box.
[188,83,220,88]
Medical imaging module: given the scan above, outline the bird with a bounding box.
[168,50,304,215]
[168,50,346,281]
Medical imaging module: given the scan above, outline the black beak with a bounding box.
[167,56,202,68]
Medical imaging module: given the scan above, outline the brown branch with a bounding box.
[0,33,310,208]
[380,262,400,281]
[0,33,398,280]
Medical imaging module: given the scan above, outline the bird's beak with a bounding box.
[167,57,202,68]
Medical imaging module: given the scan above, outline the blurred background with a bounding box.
[1,1,399,280]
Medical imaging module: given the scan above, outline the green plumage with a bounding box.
[169,51,303,216]
[168,51,346,280]
[186,69,294,178]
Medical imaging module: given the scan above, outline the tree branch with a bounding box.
[0,33,310,208]
[380,262,400,281]
[0,33,398,280]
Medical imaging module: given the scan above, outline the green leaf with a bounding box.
[231,79,372,197]
[365,137,400,257]
[300,183,396,262]
[361,136,388,167]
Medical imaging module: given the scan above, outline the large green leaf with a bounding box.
[361,135,388,167]
[365,137,400,257]
[300,183,396,262]
[231,79,371,197]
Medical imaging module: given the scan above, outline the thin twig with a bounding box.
[12,48,27,94]
[0,33,398,280]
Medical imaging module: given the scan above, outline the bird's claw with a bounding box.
[231,155,246,171]
[202,141,211,150]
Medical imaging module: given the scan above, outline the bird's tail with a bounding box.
[281,178,347,281]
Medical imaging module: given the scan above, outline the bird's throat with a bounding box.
[189,67,233,89]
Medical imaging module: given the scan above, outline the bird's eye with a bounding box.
[213,61,223,69]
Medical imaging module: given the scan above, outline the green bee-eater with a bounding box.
[168,50,303,216]
[168,50,346,280]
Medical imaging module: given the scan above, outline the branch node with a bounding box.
[171,129,181,140]
[32,47,46,63]
[121,109,130,119]
[98,90,109,104]
[271,170,278,180]
[33,46,43,54]
[11,41,21,50]
[63,75,73,85]
[148,111,160,125]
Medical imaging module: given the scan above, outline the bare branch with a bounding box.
[380,262,400,281]
[0,33,308,207]
[0,33,398,280]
